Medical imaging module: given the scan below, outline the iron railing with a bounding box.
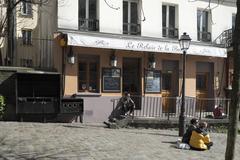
[123,23,141,35]
[162,27,178,39]
[197,31,212,42]
[111,96,230,120]
[213,28,233,48]
[79,18,99,31]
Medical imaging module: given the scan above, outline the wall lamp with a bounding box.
[110,50,117,67]
[148,53,156,69]
[67,46,75,64]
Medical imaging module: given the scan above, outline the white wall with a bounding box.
[141,0,162,38]
[57,0,236,42]
[58,0,78,30]
[99,0,122,34]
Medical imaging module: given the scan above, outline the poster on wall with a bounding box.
[102,68,121,92]
[145,70,161,93]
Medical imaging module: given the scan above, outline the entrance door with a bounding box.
[123,58,141,108]
[196,62,214,111]
[162,60,179,113]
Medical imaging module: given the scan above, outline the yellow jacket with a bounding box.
[189,129,211,150]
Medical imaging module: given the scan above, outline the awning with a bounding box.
[65,31,227,58]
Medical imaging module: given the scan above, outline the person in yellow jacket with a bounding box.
[189,121,213,151]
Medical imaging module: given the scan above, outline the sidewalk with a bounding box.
[0,122,239,160]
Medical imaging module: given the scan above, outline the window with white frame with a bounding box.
[79,0,98,31]
[22,29,32,45]
[162,4,178,38]
[21,0,32,15]
[197,9,211,42]
[123,0,140,35]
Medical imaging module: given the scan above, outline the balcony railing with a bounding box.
[198,31,212,42]
[79,18,99,31]
[123,23,141,35]
[162,27,178,39]
[213,28,233,48]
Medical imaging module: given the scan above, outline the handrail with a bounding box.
[123,23,141,35]
[79,18,99,31]
[162,27,178,39]
[213,28,233,48]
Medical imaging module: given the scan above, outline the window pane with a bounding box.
[79,62,87,81]
[197,10,201,32]
[202,11,208,32]
[162,5,166,37]
[162,5,166,27]
[123,1,128,23]
[89,62,97,71]
[130,2,138,24]
[169,6,175,28]
[79,0,86,19]
[89,0,96,19]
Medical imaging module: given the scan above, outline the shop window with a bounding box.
[21,0,32,15]
[123,0,141,35]
[78,56,99,92]
[197,9,211,42]
[162,4,178,38]
[22,29,32,45]
[79,0,99,31]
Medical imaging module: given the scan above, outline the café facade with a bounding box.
[53,0,234,122]
[53,30,227,122]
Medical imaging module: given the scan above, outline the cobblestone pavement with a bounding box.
[0,122,240,160]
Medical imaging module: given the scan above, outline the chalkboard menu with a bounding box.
[145,70,161,93]
[102,68,121,92]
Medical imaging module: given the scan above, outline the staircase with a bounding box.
[213,28,233,48]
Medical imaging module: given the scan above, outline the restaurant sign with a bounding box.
[67,32,227,58]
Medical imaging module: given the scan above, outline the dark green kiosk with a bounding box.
[0,67,83,122]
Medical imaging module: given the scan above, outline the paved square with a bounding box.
[0,122,239,160]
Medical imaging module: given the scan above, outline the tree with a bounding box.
[225,0,240,160]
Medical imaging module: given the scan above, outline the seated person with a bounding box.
[189,122,213,151]
[182,118,199,144]
[119,92,135,116]
[213,105,226,119]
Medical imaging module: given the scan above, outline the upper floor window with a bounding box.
[79,0,99,31]
[197,10,211,42]
[123,0,141,35]
[162,4,178,39]
[21,0,32,15]
[22,29,32,45]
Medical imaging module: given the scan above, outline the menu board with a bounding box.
[145,70,161,93]
[102,68,121,92]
